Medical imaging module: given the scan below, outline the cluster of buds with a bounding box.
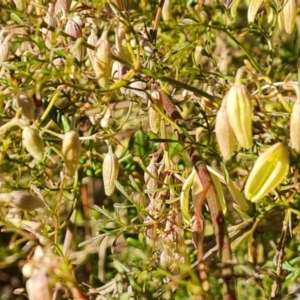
[244,142,289,202]
[215,67,253,160]
[247,0,297,34]
[102,142,119,196]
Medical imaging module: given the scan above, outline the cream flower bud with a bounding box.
[102,143,119,196]
[22,127,44,161]
[62,130,81,178]
[244,142,289,202]
[282,0,296,34]
[226,69,253,149]
[215,94,236,160]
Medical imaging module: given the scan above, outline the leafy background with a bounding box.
[0,0,300,299]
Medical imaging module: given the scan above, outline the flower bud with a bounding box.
[22,127,44,161]
[215,94,236,160]
[54,0,70,15]
[282,0,296,34]
[93,30,111,88]
[42,4,56,49]
[247,0,263,23]
[148,90,163,134]
[87,29,98,66]
[62,130,81,178]
[102,144,119,196]
[65,19,83,61]
[16,93,36,121]
[0,190,45,210]
[13,0,26,10]
[226,72,253,149]
[100,106,111,128]
[0,34,10,62]
[115,24,131,62]
[290,100,300,152]
[144,155,158,191]
[244,142,289,202]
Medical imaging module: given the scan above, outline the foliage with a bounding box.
[0,0,300,299]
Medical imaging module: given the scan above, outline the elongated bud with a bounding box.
[0,34,10,63]
[16,93,36,121]
[282,0,296,34]
[22,127,44,161]
[55,0,70,15]
[42,4,56,48]
[62,130,81,178]
[0,191,45,210]
[64,19,83,61]
[115,24,131,62]
[93,30,112,88]
[87,29,98,66]
[215,94,236,160]
[180,168,196,225]
[244,142,289,202]
[102,143,119,196]
[226,68,253,149]
[13,0,26,10]
[144,155,158,190]
[290,100,300,151]
[148,90,163,134]
[247,0,263,23]
[162,0,171,21]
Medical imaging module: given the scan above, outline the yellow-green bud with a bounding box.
[244,142,289,202]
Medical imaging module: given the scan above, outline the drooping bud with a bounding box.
[115,23,131,62]
[22,127,44,161]
[247,0,263,23]
[102,143,119,196]
[64,18,83,61]
[226,68,253,149]
[244,142,289,202]
[54,0,70,15]
[42,4,57,49]
[16,93,36,121]
[282,0,296,34]
[93,30,112,88]
[0,191,45,210]
[148,90,163,134]
[144,154,158,191]
[215,94,236,160]
[0,34,10,63]
[290,100,300,152]
[87,29,98,66]
[62,130,81,178]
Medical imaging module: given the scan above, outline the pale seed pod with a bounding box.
[226,69,253,149]
[282,0,296,34]
[247,0,263,23]
[244,142,289,202]
[93,30,112,88]
[215,94,236,160]
[16,93,36,121]
[62,130,81,178]
[290,99,300,151]
[102,144,119,196]
[4,191,45,210]
[22,127,44,161]
[148,90,163,134]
